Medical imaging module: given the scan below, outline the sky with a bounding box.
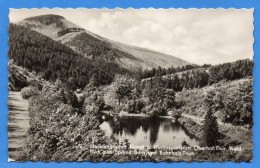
[9,8,254,65]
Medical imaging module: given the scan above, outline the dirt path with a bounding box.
[182,114,204,125]
[8,91,29,161]
[182,113,229,126]
[182,113,248,131]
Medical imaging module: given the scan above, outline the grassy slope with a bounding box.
[109,40,190,69]
[19,14,190,70]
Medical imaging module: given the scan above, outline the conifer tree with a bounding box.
[201,91,220,147]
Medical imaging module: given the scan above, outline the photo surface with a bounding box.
[8,8,254,162]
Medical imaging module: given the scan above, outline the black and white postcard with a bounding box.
[8,8,254,162]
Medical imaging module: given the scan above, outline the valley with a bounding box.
[8,14,254,162]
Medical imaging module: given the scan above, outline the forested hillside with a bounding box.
[18,14,190,70]
[64,32,137,61]
[141,59,253,92]
[9,24,129,89]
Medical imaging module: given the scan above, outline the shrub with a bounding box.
[21,86,39,99]
[178,117,202,139]
[127,99,145,114]
[171,109,182,121]
[25,86,114,161]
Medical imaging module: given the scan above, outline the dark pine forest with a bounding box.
[9,24,129,89]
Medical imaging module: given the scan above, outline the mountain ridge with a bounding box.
[17,14,191,70]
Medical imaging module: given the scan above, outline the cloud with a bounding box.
[10,9,254,65]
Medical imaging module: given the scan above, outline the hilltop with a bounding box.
[18,14,190,70]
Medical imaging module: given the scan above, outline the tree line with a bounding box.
[141,59,253,92]
[140,64,199,79]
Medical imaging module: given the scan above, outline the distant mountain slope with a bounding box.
[18,14,190,70]
[9,24,128,88]
[109,40,190,69]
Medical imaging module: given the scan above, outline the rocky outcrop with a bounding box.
[8,62,46,91]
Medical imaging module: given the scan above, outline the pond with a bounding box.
[100,116,198,147]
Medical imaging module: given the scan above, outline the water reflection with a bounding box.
[100,116,198,147]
